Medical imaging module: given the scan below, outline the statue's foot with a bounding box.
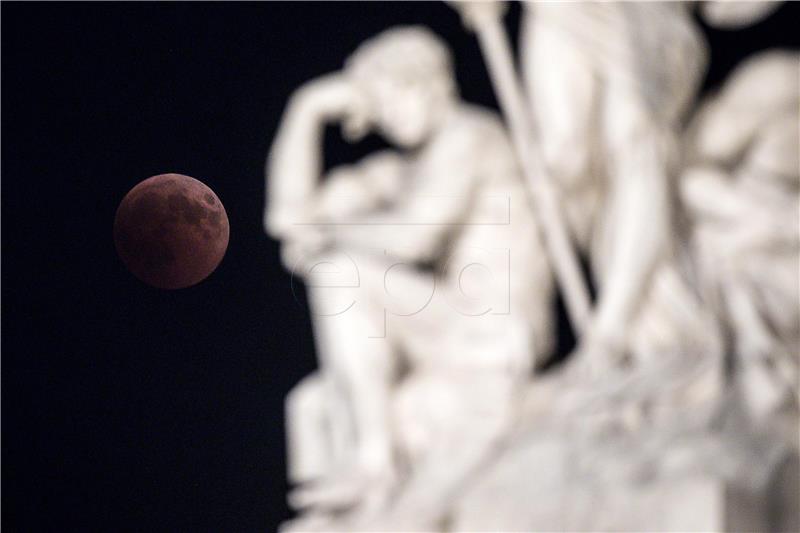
[279,512,338,533]
[288,475,365,512]
[285,467,399,533]
[523,343,636,427]
[562,336,630,382]
[288,464,396,515]
[353,511,439,533]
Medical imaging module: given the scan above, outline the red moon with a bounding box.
[114,173,229,289]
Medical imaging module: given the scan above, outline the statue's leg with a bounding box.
[371,265,529,529]
[380,371,519,530]
[285,372,334,486]
[289,250,407,513]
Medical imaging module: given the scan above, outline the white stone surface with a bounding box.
[265,3,799,531]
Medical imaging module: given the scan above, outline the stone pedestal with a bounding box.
[451,430,798,532]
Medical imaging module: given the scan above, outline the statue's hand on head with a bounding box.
[294,73,372,141]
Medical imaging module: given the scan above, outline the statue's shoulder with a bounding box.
[459,103,505,130]
[442,104,510,152]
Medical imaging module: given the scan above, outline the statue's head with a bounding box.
[345,26,457,148]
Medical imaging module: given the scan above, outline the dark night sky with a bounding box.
[3,2,798,531]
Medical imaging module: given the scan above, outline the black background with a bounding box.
[3,2,798,531]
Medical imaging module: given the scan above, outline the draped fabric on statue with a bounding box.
[532,2,707,125]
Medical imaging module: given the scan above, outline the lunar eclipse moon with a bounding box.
[114,173,229,289]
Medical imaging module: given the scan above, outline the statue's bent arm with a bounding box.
[332,137,479,263]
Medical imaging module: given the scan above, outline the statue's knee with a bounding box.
[286,373,324,419]
[393,377,440,459]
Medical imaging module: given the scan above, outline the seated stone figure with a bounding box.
[264,26,552,529]
[682,50,800,424]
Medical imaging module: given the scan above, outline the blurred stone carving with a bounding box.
[447,3,798,531]
[265,3,798,531]
[518,1,717,380]
[451,48,799,533]
[266,26,552,531]
[683,50,800,425]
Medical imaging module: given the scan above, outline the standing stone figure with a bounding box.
[447,3,797,531]
[517,1,720,382]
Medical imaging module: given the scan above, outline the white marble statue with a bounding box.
[516,1,722,385]
[450,0,794,407]
[265,2,799,531]
[454,2,737,400]
[446,3,798,531]
[450,47,799,533]
[265,26,552,530]
[682,50,800,424]
[451,3,725,437]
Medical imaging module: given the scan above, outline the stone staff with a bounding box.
[454,2,591,334]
